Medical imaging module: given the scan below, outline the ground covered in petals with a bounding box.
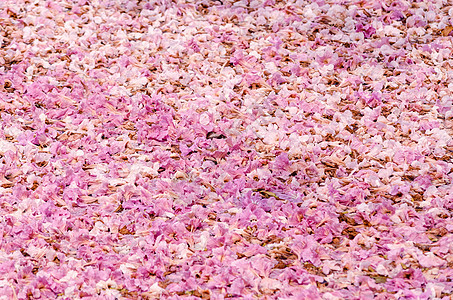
[1,0,453,299]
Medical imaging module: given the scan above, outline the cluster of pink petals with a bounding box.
[1,0,453,299]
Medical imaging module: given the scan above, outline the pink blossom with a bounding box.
[0,0,452,298]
